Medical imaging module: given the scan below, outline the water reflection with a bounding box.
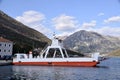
[0,66,13,80]
[11,66,79,80]
[10,65,111,80]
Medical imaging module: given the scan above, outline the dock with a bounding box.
[0,60,12,66]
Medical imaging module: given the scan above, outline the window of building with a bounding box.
[0,49,1,52]
[8,50,10,52]
[9,44,11,47]
[5,44,6,46]
[0,44,1,46]
[4,50,6,52]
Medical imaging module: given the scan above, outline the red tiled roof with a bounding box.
[0,37,12,42]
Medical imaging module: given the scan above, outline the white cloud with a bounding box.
[53,18,120,37]
[52,14,78,32]
[15,10,52,36]
[99,27,120,37]
[15,11,120,37]
[87,26,120,37]
[82,20,96,28]
[98,13,104,16]
[57,31,77,37]
[56,32,70,37]
[54,20,96,37]
[62,26,120,37]
[16,10,45,24]
[104,16,120,23]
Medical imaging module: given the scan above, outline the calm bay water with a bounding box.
[0,58,120,80]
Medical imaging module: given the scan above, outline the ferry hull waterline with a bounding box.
[13,57,99,67]
[13,34,101,67]
[13,62,98,67]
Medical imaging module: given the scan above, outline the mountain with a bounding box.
[63,30,120,54]
[0,10,51,53]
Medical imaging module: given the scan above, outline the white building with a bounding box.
[0,37,13,57]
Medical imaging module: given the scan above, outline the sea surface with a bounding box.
[0,57,120,80]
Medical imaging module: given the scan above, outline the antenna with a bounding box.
[53,32,55,37]
[53,32,56,39]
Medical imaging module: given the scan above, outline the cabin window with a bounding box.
[46,48,55,58]
[45,48,62,58]
[62,49,67,58]
[52,48,62,58]
[13,55,17,58]
[55,48,62,58]
[20,55,25,59]
[43,52,46,58]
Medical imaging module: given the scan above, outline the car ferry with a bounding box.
[13,35,101,67]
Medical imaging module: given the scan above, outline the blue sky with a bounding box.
[0,0,120,38]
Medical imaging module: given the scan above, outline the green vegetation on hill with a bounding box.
[0,10,51,54]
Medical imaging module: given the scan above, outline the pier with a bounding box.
[0,60,12,66]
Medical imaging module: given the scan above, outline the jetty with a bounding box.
[0,60,12,66]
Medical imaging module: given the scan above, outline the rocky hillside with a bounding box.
[0,10,51,53]
[108,49,120,57]
[63,30,120,54]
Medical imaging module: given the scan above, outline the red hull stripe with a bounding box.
[13,62,98,67]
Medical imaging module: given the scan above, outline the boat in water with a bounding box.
[13,35,101,67]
